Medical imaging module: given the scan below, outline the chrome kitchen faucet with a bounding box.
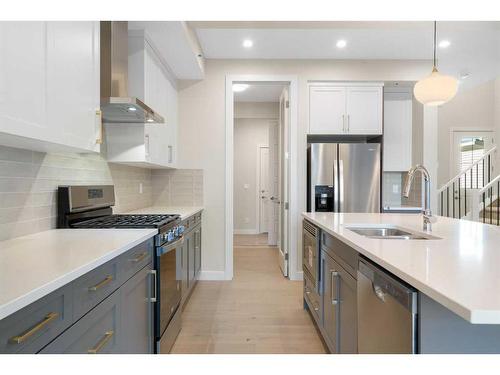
[403,165,437,232]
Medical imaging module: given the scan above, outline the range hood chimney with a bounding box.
[100,21,164,124]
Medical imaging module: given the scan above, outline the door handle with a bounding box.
[347,114,350,132]
[331,271,340,305]
[373,284,386,302]
[87,331,114,354]
[88,275,113,292]
[9,312,59,344]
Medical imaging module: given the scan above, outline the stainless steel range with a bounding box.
[57,185,184,353]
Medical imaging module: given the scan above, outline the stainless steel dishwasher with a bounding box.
[357,257,418,354]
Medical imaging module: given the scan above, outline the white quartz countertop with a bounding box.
[0,228,157,321]
[126,206,204,220]
[302,212,500,324]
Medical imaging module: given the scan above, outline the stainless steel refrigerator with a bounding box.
[307,142,381,213]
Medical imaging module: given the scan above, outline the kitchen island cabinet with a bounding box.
[303,213,500,354]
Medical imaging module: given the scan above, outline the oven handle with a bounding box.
[157,236,184,256]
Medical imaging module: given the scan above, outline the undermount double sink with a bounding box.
[345,224,441,240]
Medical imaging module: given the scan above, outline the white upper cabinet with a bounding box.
[46,22,100,152]
[309,87,346,134]
[105,30,177,169]
[0,22,100,153]
[308,83,383,135]
[383,90,413,172]
[345,86,383,135]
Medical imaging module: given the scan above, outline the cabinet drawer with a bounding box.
[40,289,121,354]
[119,239,153,282]
[322,232,358,278]
[0,285,72,354]
[72,258,121,319]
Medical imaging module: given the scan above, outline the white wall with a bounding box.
[176,59,432,276]
[437,79,497,186]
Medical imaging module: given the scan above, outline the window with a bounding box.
[459,137,485,188]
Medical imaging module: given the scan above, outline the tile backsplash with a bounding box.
[0,145,204,241]
[152,169,203,206]
[382,171,423,209]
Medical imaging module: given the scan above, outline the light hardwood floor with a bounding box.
[170,242,327,354]
[233,233,269,247]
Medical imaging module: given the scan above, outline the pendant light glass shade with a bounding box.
[414,67,458,106]
[414,21,458,106]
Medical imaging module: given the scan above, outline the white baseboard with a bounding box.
[233,229,259,235]
[198,270,226,281]
[289,270,303,281]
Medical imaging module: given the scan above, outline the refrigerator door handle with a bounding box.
[339,159,344,212]
[333,158,339,212]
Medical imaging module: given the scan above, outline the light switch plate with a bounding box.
[392,184,399,194]
[139,183,143,194]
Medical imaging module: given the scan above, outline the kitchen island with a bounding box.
[303,212,500,353]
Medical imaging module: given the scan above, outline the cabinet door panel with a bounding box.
[309,86,346,134]
[120,266,153,354]
[321,251,339,352]
[383,92,412,171]
[346,87,382,135]
[46,21,100,152]
[339,269,357,353]
[0,22,48,140]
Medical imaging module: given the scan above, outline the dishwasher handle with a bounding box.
[358,258,417,313]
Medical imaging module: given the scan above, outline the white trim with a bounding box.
[198,271,226,281]
[257,144,269,234]
[307,81,385,87]
[225,74,299,281]
[233,229,259,235]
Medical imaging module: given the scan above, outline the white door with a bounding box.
[258,146,270,233]
[452,130,495,187]
[278,87,290,277]
[346,86,383,135]
[309,86,346,134]
[268,120,279,246]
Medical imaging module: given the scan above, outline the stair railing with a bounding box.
[437,146,496,220]
[471,174,500,224]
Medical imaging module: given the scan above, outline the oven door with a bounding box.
[155,237,183,341]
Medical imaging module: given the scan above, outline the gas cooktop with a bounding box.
[72,214,180,229]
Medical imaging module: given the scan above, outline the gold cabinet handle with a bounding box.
[87,331,114,354]
[129,252,147,263]
[95,109,103,144]
[9,312,59,344]
[88,275,113,292]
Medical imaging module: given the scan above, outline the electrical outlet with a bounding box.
[139,183,143,194]
[244,217,250,224]
[392,184,399,194]
[244,184,249,189]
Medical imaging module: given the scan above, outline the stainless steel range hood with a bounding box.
[100,21,164,124]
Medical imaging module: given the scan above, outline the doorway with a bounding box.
[226,75,298,280]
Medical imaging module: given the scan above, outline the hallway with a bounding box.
[170,238,326,353]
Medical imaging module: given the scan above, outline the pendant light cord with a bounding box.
[433,20,437,68]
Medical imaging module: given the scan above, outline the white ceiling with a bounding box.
[234,84,285,102]
[192,21,500,86]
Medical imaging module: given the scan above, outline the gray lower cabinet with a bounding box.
[40,287,121,354]
[321,251,338,352]
[180,214,202,305]
[194,226,202,279]
[0,238,155,354]
[120,265,154,354]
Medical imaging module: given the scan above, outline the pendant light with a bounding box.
[414,21,458,106]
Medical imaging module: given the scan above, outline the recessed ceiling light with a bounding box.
[242,39,253,48]
[460,72,470,80]
[439,40,451,49]
[128,107,137,112]
[232,84,249,93]
[336,40,347,49]
[146,118,154,123]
